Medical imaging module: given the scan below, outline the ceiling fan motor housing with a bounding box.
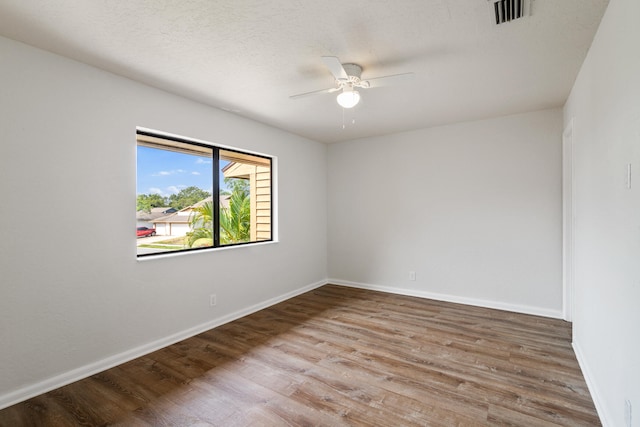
[342,63,363,79]
[340,63,369,89]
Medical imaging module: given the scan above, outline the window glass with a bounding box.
[219,149,272,245]
[136,132,272,257]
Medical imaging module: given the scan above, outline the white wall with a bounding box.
[328,109,564,317]
[563,0,640,425]
[0,36,327,408]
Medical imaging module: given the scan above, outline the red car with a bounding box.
[137,226,156,237]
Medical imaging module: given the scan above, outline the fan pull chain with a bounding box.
[341,108,357,130]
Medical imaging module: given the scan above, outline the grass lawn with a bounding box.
[138,236,187,250]
[155,237,186,245]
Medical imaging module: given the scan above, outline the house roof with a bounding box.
[152,196,230,224]
[152,214,190,225]
[185,196,213,210]
[136,207,177,221]
[151,207,176,213]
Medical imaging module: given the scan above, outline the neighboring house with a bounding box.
[151,196,229,237]
[136,207,177,228]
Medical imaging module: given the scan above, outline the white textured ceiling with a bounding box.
[0,0,608,143]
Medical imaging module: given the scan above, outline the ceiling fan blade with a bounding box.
[289,86,339,100]
[321,56,349,81]
[365,72,415,88]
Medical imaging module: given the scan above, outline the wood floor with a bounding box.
[0,285,600,426]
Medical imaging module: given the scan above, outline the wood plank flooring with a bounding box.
[0,285,600,426]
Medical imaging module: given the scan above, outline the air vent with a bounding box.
[492,0,528,25]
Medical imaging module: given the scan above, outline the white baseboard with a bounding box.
[0,279,328,411]
[328,279,564,319]
[573,340,611,427]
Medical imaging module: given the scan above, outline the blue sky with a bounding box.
[136,146,228,196]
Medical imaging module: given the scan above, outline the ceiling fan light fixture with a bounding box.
[337,88,360,108]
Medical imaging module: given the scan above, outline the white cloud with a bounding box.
[192,171,201,175]
[195,158,212,164]
[153,169,188,177]
[148,185,187,197]
[166,185,186,194]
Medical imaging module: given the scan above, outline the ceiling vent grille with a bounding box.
[492,0,528,25]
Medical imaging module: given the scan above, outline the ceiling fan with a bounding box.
[290,56,415,108]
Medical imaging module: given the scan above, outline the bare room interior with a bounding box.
[0,0,638,426]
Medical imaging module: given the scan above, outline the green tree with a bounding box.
[186,201,214,248]
[185,180,250,247]
[222,177,249,196]
[137,193,167,212]
[220,179,250,244]
[168,186,211,210]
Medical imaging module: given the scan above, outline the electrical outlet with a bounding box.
[625,399,632,427]
[209,294,217,307]
[409,271,416,281]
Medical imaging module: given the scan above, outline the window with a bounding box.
[136,131,272,257]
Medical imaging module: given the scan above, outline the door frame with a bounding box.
[562,119,575,322]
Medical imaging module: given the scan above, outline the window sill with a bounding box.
[136,240,278,262]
